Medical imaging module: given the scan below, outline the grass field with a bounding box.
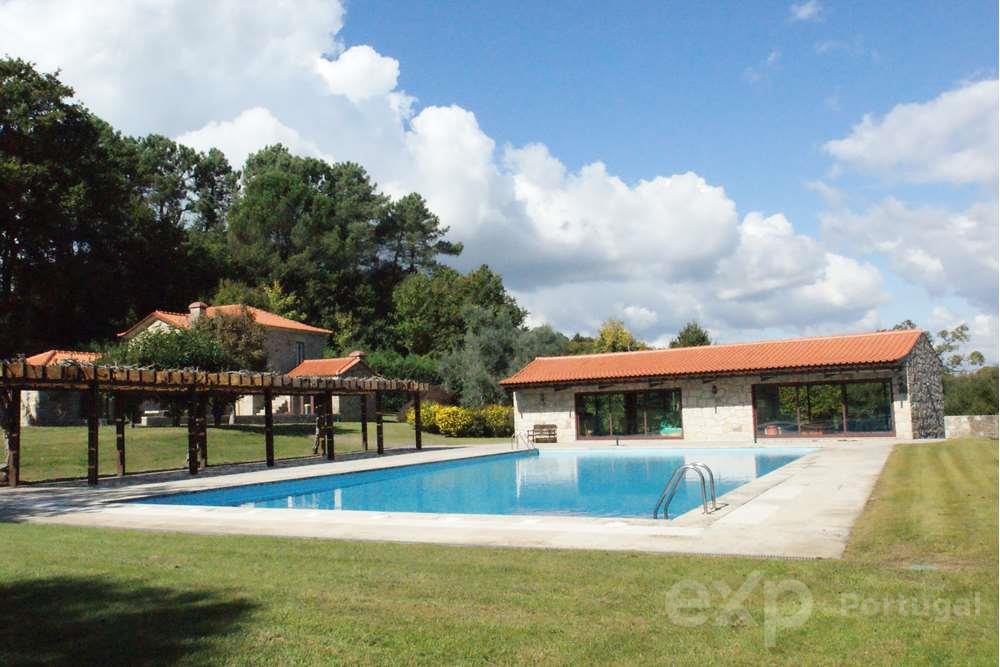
[16,420,508,482]
[0,437,996,664]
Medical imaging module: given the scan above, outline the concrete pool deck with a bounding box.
[0,440,906,558]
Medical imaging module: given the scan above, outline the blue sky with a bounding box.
[2,0,997,355]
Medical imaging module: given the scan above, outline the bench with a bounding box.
[527,424,557,444]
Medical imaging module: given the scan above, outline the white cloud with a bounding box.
[824,79,999,185]
[314,45,400,102]
[789,0,822,22]
[0,0,899,345]
[621,306,659,330]
[744,50,781,84]
[177,107,331,167]
[821,198,999,308]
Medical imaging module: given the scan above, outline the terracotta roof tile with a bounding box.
[288,357,364,377]
[500,330,925,387]
[118,305,331,337]
[26,349,102,365]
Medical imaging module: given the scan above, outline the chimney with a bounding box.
[348,350,366,359]
[188,301,208,323]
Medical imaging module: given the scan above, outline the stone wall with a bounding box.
[904,334,945,439]
[331,360,376,421]
[944,415,998,439]
[511,366,910,443]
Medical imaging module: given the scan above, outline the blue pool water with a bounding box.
[135,448,813,519]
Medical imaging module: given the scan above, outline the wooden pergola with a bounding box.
[0,360,428,487]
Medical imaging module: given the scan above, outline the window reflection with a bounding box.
[576,389,682,438]
[754,380,893,436]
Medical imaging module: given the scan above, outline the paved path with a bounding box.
[0,441,897,558]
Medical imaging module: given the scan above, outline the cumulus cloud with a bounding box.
[789,0,822,22]
[821,198,999,308]
[0,0,900,343]
[314,45,400,102]
[824,79,999,185]
[177,107,332,167]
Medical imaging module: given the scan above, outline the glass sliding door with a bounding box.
[575,388,683,439]
[845,381,893,433]
[754,378,894,437]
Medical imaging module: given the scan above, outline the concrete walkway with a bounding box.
[0,440,898,558]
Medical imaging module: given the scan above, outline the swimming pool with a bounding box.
[135,448,813,519]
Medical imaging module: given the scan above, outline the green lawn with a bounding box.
[17,420,508,482]
[0,438,996,664]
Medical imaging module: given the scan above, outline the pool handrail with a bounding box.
[652,462,718,519]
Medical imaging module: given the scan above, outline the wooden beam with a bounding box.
[375,391,384,455]
[263,388,275,467]
[87,384,100,485]
[413,391,422,451]
[187,394,199,475]
[359,395,369,452]
[3,389,21,487]
[114,394,126,477]
[325,391,335,461]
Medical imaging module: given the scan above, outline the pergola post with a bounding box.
[325,391,335,461]
[375,391,384,455]
[87,383,100,485]
[313,394,326,456]
[264,388,275,467]
[114,394,126,477]
[359,395,369,452]
[3,389,21,487]
[413,391,422,450]
[187,394,199,475]
[197,394,208,468]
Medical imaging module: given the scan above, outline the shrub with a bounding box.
[435,406,476,437]
[406,401,441,434]
[407,403,512,438]
[479,404,514,437]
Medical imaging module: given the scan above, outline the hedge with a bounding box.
[406,403,513,438]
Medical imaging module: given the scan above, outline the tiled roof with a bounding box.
[287,357,364,377]
[500,330,925,387]
[118,305,331,338]
[26,349,102,365]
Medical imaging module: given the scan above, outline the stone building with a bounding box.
[19,350,101,425]
[500,330,945,443]
[117,301,331,417]
[287,353,377,419]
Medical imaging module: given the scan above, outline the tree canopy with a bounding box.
[669,321,712,348]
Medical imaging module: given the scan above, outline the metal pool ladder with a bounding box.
[653,462,719,519]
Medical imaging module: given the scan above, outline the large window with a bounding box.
[576,389,682,438]
[754,379,893,437]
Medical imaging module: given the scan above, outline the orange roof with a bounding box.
[26,349,101,365]
[118,305,331,338]
[288,357,365,377]
[501,330,926,387]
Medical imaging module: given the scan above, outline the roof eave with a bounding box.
[500,361,904,389]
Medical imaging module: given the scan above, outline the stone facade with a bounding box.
[903,334,945,439]
[512,337,944,443]
[234,327,328,416]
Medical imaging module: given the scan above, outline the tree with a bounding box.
[192,308,268,371]
[943,366,999,416]
[669,321,712,348]
[440,306,520,407]
[566,333,596,355]
[391,264,525,356]
[934,324,985,372]
[593,320,648,353]
[0,59,236,356]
